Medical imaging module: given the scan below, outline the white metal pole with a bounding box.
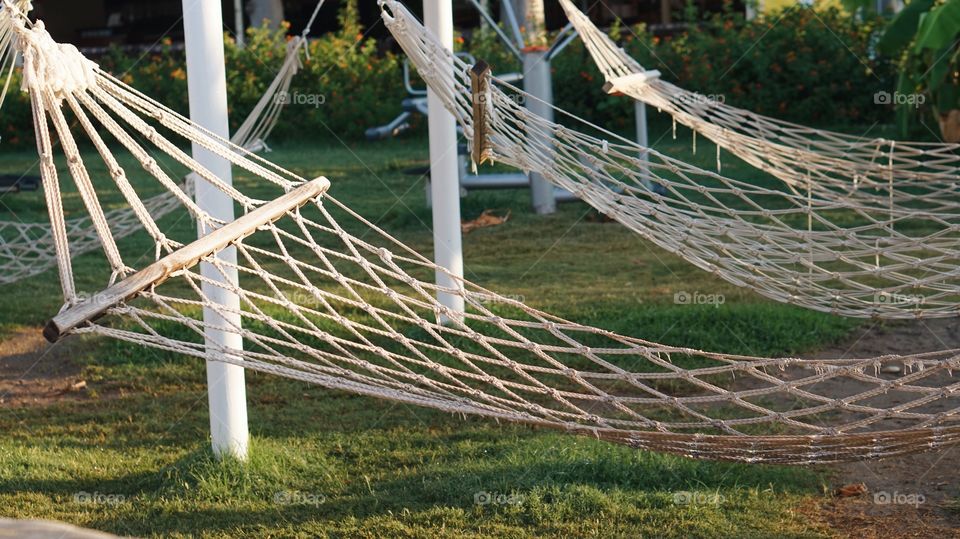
[523,51,556,215]
[520,0,555,214]
[182,0,249,460]
[635,100,652,189]
[234,0,245,48]
[424,0,466,321]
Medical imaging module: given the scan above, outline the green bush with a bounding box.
[0,69,30,147]
[0,3,898,150]
[105,0,404,142]
[2,0,404,149]
[553,4,896,131]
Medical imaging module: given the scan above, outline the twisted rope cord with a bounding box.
[558,0,960,212]
[0,0,28,110]
[381,0,960,320]
[0,0,306,285]
[7,3,960,464]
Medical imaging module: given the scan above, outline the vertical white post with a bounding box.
[424,0,466,320]
[234,0,245,48]
[182,0,249,460]
[523,51,557,215]
[635,100,652,190]
[520,0,555,214]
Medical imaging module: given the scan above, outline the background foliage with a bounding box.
[1,1,902,149]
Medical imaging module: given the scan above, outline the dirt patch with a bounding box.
[2,316,958,536]
[0,327,90,407]
[810,318,960,538]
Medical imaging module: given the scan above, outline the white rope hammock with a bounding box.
[558,0,960,211]
[382,0,960,320]
[0,0,26,111]
[0,2,309,286]
[6,1,960,465]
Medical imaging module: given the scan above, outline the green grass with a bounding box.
[0,132,862,537]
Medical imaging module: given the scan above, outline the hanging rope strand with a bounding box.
[7,0,960,465]
[558,0,960,213]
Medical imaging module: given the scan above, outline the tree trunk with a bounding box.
[523,0,547,48]
[660,0,671,24]
[939,110,960,143]
[246,0,284,30]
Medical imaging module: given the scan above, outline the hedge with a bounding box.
[0,1,899,149]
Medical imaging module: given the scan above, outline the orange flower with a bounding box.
[170,68,186,80]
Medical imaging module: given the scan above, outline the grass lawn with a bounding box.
[0,126,865,537]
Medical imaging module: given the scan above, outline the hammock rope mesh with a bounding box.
[558,0,960,209]
[4,0,960,464]
[381,0,960,320]
[0,3,305,285]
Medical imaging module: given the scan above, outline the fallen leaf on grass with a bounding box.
[57,380,86,395]
[462,210,510,234]
[835,483,868,497]
[586,209,614,223]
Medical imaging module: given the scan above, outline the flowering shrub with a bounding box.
[0,2,898,149]
[648,6,895,125]
[0,69,30,147]
[554,5,896,131]
[1,0,403,148]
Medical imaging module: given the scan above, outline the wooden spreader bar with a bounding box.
[44,177,331,343]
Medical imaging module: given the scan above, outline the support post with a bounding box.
[182,0,249,460]
[520,0,555,215]
[424,0,465,321]
[234,0,245,48]
[635,100,652,190]
[523,50,557,215]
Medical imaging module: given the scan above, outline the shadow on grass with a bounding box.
[2,431,828,537]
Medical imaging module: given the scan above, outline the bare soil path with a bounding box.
[2,320,959,537]
[0,327,88,407]
[808,318,960,538]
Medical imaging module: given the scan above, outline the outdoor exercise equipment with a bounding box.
[366,55,577,206]
[5,0,960,466]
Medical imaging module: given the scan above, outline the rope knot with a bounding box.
[19,20,98,99]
